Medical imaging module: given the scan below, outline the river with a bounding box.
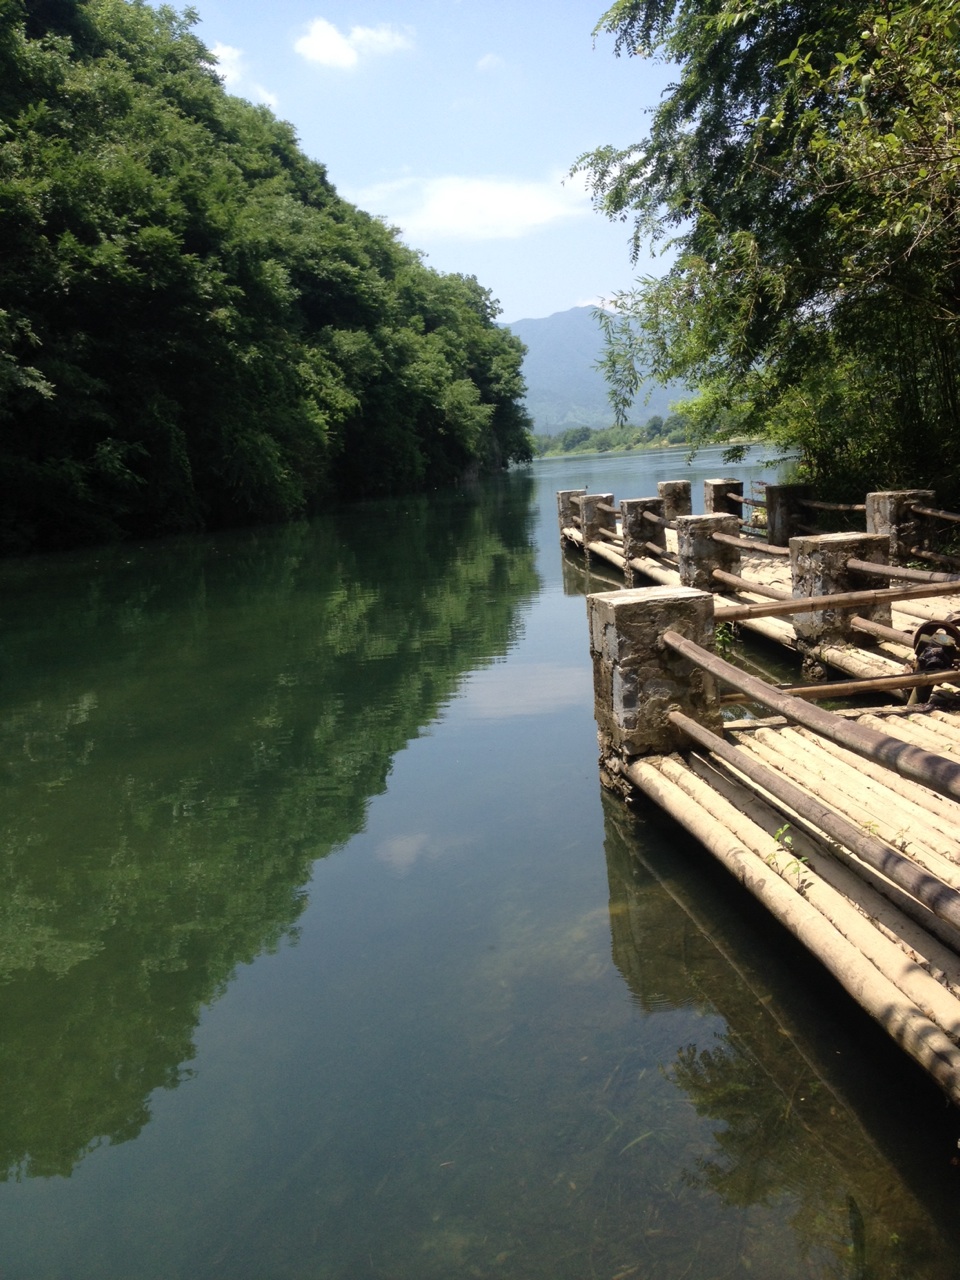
[1,446,958,1278]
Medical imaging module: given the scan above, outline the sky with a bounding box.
[174,0,675,323]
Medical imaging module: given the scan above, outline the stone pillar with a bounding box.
[676,514,742,591]
[580,493,616,565]
[766,484,813,546]
[704,478,743,517]
[789,532,890,646]
[557,488,586,539]
[866,490,935,564]
[658,480,692,523]
[587,587,722,775]
[621,498,665,586]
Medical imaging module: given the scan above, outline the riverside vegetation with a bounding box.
[0,0,533,553]
[532,412,693,457]
[576,0,960,502]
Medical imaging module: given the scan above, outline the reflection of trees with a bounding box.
[560,546,622,597]
[602,791,960,1279]
[0,474,538,1179]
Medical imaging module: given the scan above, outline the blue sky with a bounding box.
[181,0,673,323]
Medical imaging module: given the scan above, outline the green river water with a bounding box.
[1,447,959,1279]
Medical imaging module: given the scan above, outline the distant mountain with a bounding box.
[505,306,683,434]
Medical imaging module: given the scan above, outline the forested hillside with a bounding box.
[509,306,682,432]
[0,0,533,552]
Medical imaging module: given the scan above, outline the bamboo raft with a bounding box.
[559,479,960,686]
[573,479,960,1108]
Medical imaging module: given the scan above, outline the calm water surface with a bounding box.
[2,448,959,1278]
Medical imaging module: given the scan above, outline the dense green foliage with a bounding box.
[0,0,532,552]
[577,0,960,498]
[0,476,538,1178]
[531,410,691,456]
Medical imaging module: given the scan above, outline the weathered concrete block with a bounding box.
[866,490,935,563]
[557,488,586,537]
[580,493,616,564]
[790,532,890,644]
[704,478,743,516]
[587,586,721,759]
[620,498,665,585]
[766,484,813,546]
[676,514,741,591]
[658,480,692,523]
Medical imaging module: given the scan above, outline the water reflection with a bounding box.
[3,449,960,1279]
[603,791,960,1279]
[0,477,539,1181]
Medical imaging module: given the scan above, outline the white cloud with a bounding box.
[294,18,413,69]
[376,831,472,874]
[376,833,429,873]
[252,84,280,111]
[211,42,245,87]
[252,85,277,112]
[350,25,413,57]
[210,43,279,110]
[348,173,590,241]
[457,664,590,718]
[476,53,505,73]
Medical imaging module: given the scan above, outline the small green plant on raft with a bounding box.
[715,621,738,659]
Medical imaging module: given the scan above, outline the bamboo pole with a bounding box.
[858,712,960,763]
[663,629,960,802]
[747,728,960,869]
[714,576,960,623]
[792,726,960,833]
[626,557,677,586]
[800,499,867,512]
[849,615,914,646]
[624,757,960,1105]
[643,541,678,562]
[774,727,960,860]
[717,670,953,703]
[817,643,912,682]
[685,749,960,990]
[846,556,959,585]
[913,504,960,524]
[658,754,960,1035]
[739,495,766,507]
[730,728,960,888]
[921,710,960,749]
[910,546,960,570]
[894,598,960,627]
[711,568,792,600]
[585,541,626,571]
[665,709,960,929]
[604,801,874,1130]
[712,530,790,557]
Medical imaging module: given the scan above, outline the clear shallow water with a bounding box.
[1,448,959,1278]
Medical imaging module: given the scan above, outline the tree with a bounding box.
[576,0,960,497]
[0,0,532,551]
